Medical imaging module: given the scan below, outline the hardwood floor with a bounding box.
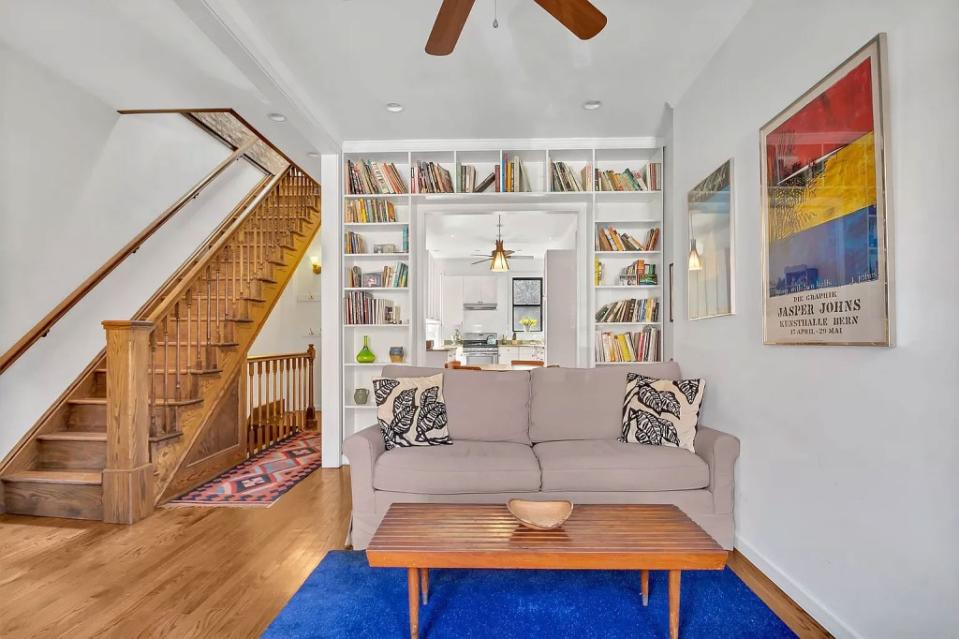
[0,467,351,638]
[0,466,828,638]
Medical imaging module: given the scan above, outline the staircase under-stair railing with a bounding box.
[0,135,321,522]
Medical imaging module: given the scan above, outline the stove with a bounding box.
[461,332,499,365]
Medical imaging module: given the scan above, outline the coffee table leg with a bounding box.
[407,567,420,639]
[668,570,681,639]
[640,570,649,607]
[421,568,430,605]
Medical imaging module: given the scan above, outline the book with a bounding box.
[347,160,408,194]
[595,226,660,251]
[473,169,498,193]
[595,327,661,362]
[551,162,588,192]
[345,199,397,223]
[344,291,402,325]
[413,161,453,193]
[594,162,663,192]
[344,231,367,254]
[594,298,660,323]
[346,262,408,288]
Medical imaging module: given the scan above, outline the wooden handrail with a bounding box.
[143,168,288,324]
[0,138,258,376]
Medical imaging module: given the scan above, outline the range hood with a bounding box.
[463,300,497,310]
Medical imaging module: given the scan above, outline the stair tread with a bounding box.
[4,469,102,485]
[95,367,222,375]
[68,397,203,407]
[37,431,106,442]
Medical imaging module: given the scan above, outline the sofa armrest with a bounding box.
[694,426,740,515]
[343,425,385,514]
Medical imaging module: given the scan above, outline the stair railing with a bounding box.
[245,344,317,457]
[0,138,257,376]
[99,167,318,522]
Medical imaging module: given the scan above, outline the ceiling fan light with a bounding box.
[490,250,510,272]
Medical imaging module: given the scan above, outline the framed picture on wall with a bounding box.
[760,34,893,346]
[688,159,734,320]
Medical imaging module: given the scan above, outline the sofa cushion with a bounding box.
[373,374,451,450]
[381,365,531,444]
[534,439,708,492]
[529,363,681,442]
[374,441,541,494]
[621,373,705,452]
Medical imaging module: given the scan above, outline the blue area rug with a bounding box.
[264,551,795,638]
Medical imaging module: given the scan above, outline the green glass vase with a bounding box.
[356,336,376,363]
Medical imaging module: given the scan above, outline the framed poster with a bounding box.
[760,34,892,346]
[688,159,735,320]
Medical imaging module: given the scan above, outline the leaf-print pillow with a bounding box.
[373,374,451,450]
[621,373,704,452]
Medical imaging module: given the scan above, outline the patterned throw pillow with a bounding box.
[373,374,451,450]
[621,373,705,453]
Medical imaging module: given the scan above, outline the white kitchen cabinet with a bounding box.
[462,276,497,304]
[442,275,464,327]
[499,345,544,364]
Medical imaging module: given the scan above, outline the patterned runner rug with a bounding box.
[167,432,322,507]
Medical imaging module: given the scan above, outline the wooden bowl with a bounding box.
[507,499,574,531]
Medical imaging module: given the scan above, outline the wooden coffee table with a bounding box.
[366,503,728,638]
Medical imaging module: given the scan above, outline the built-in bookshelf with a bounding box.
[340,143,667,436]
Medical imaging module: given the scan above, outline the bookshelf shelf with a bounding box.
[344,252,410,258]
[343,287,409,292]
[344,222,409,228]
[595,322,663,327]
[594,285,661,290]
[344,323,411,328]
[343,362,411,368]
[344,404,377,410]
[594,251,661,256]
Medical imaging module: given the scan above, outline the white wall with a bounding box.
[249,229,323,405]
[0,44,264,459]
[670,2,959,637]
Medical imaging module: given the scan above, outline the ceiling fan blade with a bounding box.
[426,0,476,56]
[532,0,607,40]
[471,258,492,265]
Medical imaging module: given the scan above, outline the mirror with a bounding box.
[687,160,734,319]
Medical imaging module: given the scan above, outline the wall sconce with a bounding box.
[309,255,321,274]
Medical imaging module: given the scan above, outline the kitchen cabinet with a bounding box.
[442,275,463,327]
[462,276,498,304]
[499,345,545,363]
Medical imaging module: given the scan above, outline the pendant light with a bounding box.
[688,239,703,271]
[490,216,510,272]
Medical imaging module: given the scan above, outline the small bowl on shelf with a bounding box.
[507,499,573,531]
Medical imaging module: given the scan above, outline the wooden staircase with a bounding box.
[1,167,320,522]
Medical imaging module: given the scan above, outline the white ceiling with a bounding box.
[0,0,753,158]
[426,211,578,258]
[224,0,753,141]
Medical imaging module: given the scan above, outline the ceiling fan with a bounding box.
[472,215,519,271]
[426,0,607,56]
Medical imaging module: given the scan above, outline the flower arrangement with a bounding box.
[520,316,538,332]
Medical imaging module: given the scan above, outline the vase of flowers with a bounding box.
[520,317,538,333]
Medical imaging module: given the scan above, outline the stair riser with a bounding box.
[93,371,201,400]
[38,440,106,470]
[156,318,239,343]
[2,480,102,520]
[67,403,192,433]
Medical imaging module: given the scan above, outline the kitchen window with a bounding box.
[512,277,543,332]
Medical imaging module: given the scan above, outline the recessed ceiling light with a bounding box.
[306,152,320,158]
[582,100,602,111]
[385,102,404,113]
[268,112,287,122]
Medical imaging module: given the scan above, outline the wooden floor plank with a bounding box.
[0,467,351,639]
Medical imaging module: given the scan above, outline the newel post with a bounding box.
[305,343,318,430]
[101,320,155,524]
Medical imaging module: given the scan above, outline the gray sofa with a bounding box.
[344,362,740,549]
